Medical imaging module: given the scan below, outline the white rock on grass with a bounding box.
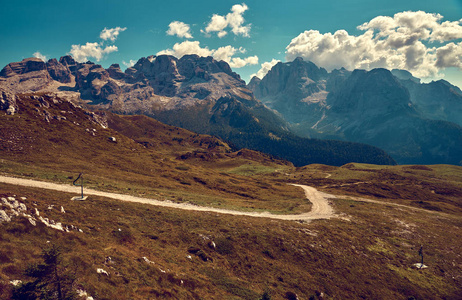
[76,289,94,300]
[1,198,13,209]
[97,268,109,276]
[18,203,27,211]
[61,206,65,213]
[9,280,22,286]
[0,210,11,223]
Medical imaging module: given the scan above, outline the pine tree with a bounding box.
[12,244,77,300]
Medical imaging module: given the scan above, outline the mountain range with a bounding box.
[249,58,462,165]
[0,55,395,167]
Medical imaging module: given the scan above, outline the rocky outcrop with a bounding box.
[0,58,47,77]
[46,58,72,83]
[107,64,126,80]
[0,88,18,115]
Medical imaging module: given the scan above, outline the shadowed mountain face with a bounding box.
[0,55,397,166]
[249,58,462,165]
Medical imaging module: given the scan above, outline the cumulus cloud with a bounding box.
[229,55,258,68]
[167,21,193,39]
[100,27,127,42]
[69,27,126,63]
[286,11,462,78]
[251,59,281,79]
[157,41,258,68]
[202,3,251,38]
[33,51,47,62]
[69,43,118,63]
[122,59,137,68]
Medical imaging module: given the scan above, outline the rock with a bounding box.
[46,58,72,83]
[28,217,36,226]
[61,206,65,213]
[9,280,22,286]
[1,198,13,209]
[97,268,109,276]
[107,64,126,80]
[0,58,46,77]
[0,210,11,222]
[18,203,27,211]
[0,89,18,114]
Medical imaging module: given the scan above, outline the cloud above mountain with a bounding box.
[157,41,258,68]
[100,27,127,42]
[251,59,281,79]
[286,11,462,78]
[167,21,193,39]
[69,27,126,63]
[202,3,251,38]
[33,51,48,62]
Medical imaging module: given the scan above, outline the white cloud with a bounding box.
[286,11,462,78]
[203,3,251,38]
[157,41,258,68]
[33,51,47,62]
[100,27,127,42]
[157,40,213,58]
[229,55,258,68]
[69,42,118,63]
[69,27,126,62]
[122,59,137,68]
[251,59,280,79]
[167,21,193,39]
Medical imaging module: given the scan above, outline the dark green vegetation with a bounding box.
[1,93,462,299]
[150,98,397,167]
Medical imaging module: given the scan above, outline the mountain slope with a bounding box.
[249,58,462,165]
[0,56,397,166]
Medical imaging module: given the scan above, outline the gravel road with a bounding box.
[0,175,336,221]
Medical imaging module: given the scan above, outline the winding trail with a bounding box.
[0,175,335,221]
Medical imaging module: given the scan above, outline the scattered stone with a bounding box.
[1,198,13,209]
[108,136,117,143]
[61,206,65,213]
[413,263,428,269]
[76,289,94,300]
[0,210,11,222]
[9,280,22,286]
[97,268,109,276]
[18,203,27,211]
[35,208,40,216]
[208,241,216,249]
[141,256,153,264]
[28,217,36,226]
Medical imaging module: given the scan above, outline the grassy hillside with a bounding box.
[1,92,461,299]
[1,165,461,299]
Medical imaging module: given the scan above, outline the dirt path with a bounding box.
[0,175,335,221]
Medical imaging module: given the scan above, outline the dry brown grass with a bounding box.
[1,93,462,299]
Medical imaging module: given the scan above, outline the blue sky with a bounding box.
[1,0,461,87]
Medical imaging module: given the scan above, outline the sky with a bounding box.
[1,0,461,87]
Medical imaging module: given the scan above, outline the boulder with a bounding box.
[0,210,11,222]
[0,88,18,114]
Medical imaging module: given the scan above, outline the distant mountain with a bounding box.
[249,58,462,165]
[0,55,396,166]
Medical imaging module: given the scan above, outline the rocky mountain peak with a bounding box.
[0,58,46,77]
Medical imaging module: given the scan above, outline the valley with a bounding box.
[1,87,461,299]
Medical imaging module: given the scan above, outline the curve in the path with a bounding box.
[0,175,335,221]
